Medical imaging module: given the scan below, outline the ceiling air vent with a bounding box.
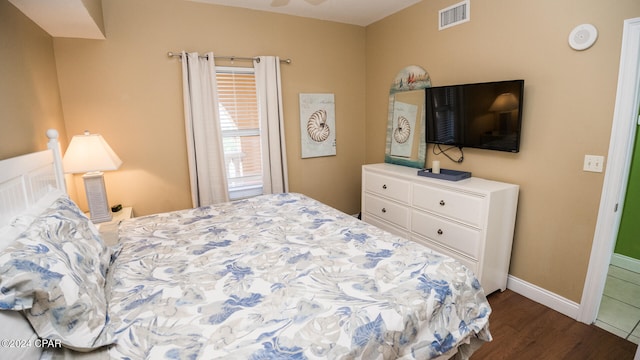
[439,0,470,30]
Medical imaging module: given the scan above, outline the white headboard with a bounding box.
[0,129,66,227]
[0,129,67,360]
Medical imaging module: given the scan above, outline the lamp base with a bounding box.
[83,172,112,223]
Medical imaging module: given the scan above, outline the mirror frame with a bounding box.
[384,65,432,168]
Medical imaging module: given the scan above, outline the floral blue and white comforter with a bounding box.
[105,193,491,359]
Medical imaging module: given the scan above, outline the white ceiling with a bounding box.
[187,0,423,26]
[9,0,422,40]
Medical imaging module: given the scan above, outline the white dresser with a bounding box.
[361,163,519,294]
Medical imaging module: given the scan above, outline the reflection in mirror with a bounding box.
[384,66,431,168]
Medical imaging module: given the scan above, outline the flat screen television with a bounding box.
[425,80,524,153]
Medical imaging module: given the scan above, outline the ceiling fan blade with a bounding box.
[271,0,289,7]
[305,0,327,5]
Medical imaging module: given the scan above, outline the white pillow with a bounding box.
[0,188,66,252]
[0,224,25,252]
[0,312,43,360]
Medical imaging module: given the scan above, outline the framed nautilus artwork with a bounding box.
[300,93,336,158]
[384,65,431,168]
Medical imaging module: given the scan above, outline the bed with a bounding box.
[0,130,492,359]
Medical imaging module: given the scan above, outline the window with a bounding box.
[216,67,263,200]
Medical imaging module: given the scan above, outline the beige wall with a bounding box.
[366,0,640,302]
[5,0,640,305]
[53,0,366,216]
[0,0,67,158]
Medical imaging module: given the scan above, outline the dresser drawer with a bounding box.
[410,235,479,275]
[364,194,410,229]
[412,184,484,227]
[364,171,410,204]
[411,210,481,259]
[362,213,410,239]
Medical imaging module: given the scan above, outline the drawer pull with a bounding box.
[439,200,446,206]
[437,229,443,235]
[381,208,387,213]
[382,184,387,190]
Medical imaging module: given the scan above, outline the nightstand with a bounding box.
[90,207,134,246]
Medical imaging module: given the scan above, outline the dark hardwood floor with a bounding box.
[472,290,638,359]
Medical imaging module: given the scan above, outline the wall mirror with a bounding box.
[384,66,431,168]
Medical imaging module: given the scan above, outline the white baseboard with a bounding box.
[611,253,640,273]
[506,275,580,320]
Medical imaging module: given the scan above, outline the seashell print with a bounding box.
[307,109,330,142]
[393,116,411,144]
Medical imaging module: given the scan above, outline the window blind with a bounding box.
[216,67,263,199]
[433,87,457,143]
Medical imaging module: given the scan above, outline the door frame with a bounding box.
[578,17,640,326]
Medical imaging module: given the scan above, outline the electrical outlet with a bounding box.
[583,155,604,172]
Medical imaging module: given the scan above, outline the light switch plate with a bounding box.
[584,155,604,172]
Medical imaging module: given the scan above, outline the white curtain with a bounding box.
[181,51,230,207]
[254,56,289,194]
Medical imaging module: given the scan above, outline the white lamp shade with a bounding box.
[63,131,122,174]
[489,93,519,112]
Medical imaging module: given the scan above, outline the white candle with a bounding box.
[432,160,441,174]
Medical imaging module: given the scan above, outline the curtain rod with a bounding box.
[167,51,291,64]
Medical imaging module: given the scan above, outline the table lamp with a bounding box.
[62,131,122,223]
[489,92,519,134]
